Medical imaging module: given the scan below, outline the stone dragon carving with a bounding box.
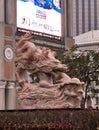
[15,31,84,109]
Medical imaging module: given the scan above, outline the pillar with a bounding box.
[0,0,6,110]
[64,0,75,49]
[5,82,16,110]
[0,0,5,79]
[67,0,73,37]
[0,81,6,110]
[4,0,17,110]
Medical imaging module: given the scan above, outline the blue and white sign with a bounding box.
[17,0,62,39]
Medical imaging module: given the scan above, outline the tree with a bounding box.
[56,47,99,108]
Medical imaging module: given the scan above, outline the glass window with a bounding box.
[76,0,79,35]
[88,0,91,31]
[94,0,97,30]
[82,0,85,33]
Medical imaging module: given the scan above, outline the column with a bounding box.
[65,0,75,49]
[5,0,16,25]
[0,0,4,22]
[63,0,68,38]
[0,0,5,79]
[5,82,16,110]
[67,0,73,37]
[0,81,6,110]
[0,0,6,110]
[4,0,17,109]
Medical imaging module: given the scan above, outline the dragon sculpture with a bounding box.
[15,31,84,109]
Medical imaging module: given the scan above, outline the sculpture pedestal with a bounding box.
[17,82,84,109]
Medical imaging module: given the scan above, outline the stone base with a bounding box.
[17,82,83,109]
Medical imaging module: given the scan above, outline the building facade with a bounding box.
[0,0,72,110]
[0,0,99,110]
[65,0,99,50]
[72,0,99,37]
